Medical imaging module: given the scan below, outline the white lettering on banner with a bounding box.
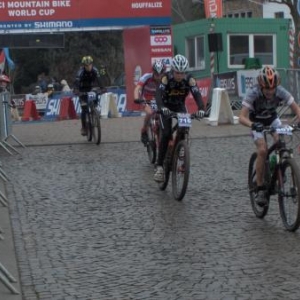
[132,2,162,9]
[151,47,172,53]
[7,1,50,8]
[199,87,208,97]
[45,98,61,116]
[150,35,171,46]
[34,21,73,28]
[219,78,235,90]
[151,57,172,66]
[150,28,171,35]
[8,9,55,16]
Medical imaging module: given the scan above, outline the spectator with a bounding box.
[60,79,71,92]
[46,84,55,98]
[32,85,42,95]
[37,74,47,92]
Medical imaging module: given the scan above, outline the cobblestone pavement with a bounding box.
[1,118,300,300]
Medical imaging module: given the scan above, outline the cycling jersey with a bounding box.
[242,84,294,125]
[156,71,204,112]
[74,66,103,93]
[136,73,158,101]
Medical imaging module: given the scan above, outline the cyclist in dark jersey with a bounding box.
[74,56,106,136]
[239,66,300,206]
[154,54,205,182]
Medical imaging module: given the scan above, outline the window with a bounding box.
[275,12,284,18]
[228,34,275,68]
[186,36,205,70]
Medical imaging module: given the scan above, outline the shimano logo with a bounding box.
[34,21,73,28]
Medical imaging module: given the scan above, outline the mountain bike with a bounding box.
[159,111,201,201]
[134,99,161,164]
[80,91,102,145]
[248,124,300,231]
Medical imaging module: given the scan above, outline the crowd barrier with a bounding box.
[0,93,20,294]
[204,88,239,126]
[0,92,25,155]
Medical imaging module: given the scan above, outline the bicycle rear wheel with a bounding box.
[91,109,101,145]
[278,158,300,231]
[172,140,190,201]
[248,152,269,218]
[85,112,92,142]
[147,125,156,164]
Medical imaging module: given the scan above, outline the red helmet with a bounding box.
[257,66,280,89]
[0,74,10,83]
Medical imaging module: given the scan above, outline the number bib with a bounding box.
[276,125,293,135]
[178,113,192,127]
[87,91,97,102]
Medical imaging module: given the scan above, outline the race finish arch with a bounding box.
[0,0,172,112]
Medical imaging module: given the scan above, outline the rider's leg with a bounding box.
[80,105,88,135]
[255,137,268,206]
[141,105,153,144]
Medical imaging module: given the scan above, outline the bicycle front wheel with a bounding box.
[278,158,300,231]
[248,152,269,218]
[172,140,190,201]
[91,109,101,145]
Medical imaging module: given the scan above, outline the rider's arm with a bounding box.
[134,84,142,100]
[290,101,300,122]
[187,75,204,110]
[155,74,168,110]
[239,106,253,128]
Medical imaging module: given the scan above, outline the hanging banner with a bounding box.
[0,50,5,73]
[204,0,223,18]
[0,0,171,32]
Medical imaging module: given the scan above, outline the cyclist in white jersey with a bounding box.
[239,66,300,206]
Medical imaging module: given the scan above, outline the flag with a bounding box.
[4,48,15,70]
[0,50,5,74]
[204,0,223,19]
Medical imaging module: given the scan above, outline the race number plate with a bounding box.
[276,125,293,135]
[87,91,97,102]
[178,113,192,127]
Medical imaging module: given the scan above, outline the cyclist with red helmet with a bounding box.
[74,56,106,136]
[134,59,166,145]
[154,54,205,182]
[0,74,10,92]
[239,66,300,206]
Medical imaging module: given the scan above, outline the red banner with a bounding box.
[204,0,223,18]
[0,0,170,21]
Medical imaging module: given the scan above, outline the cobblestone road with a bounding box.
[2,119,300,300]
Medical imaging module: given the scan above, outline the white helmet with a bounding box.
[171,54,189,72]
[152,59,166,74]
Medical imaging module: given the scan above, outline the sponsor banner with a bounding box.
[204,0,223,18]
[237,69,259,98]
[11,94,26,108]
[0,0,171,32]
[44,90,127,119]
[0,50,5,73]
[150,26,171,35]
[185,77,212,111]
[25,93,48,110]
[213,71,238,96]
[150,46,172,55]
[150,56,172,67]
[150,35,172,46]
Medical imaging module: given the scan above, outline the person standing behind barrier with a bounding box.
[0,74,20,121]
[73,56,106,136]
[60,79,71,92]
[134,59,166,145]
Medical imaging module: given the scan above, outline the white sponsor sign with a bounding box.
[237,70,259,97]
[151,56,172,67]
[150,35,171,46]
[25,93,48,110]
